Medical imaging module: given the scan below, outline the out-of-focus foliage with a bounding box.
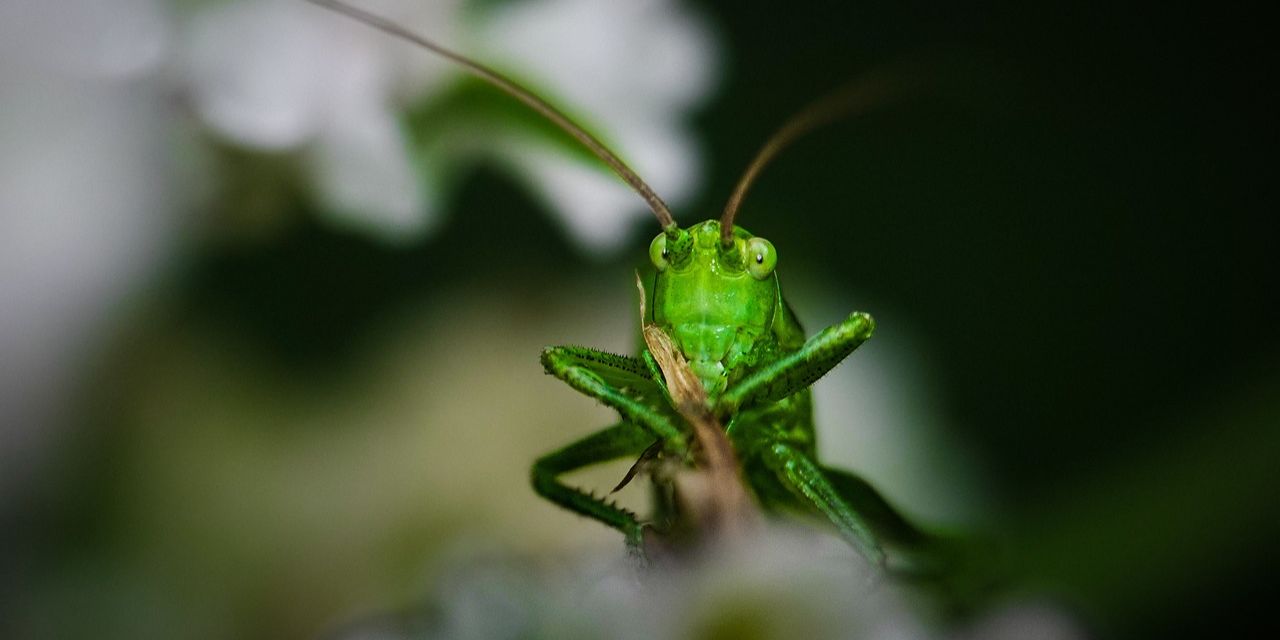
[2,1,1274,639]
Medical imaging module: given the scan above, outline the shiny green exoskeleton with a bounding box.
[312,0,938,572]
[536,219,929,570]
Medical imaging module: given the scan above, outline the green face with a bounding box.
[649,220,780,398]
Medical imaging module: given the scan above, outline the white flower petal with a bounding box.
[0,0,169,80]
[184,0,465,152]
[631,2,720,109]
[310,102,432,241]
[612,120,703,209]
[182,0,465,241]
[480,0,718,115]
[349,0,466,102]
[483,118,705,251]
[958,600,1091,640]
[180,0,717,248]
[0,6,183,505]
[503,141,650,254]
[475,0,720,249]
[185,0,334,148]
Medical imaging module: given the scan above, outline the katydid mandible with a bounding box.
[311,0,938,572]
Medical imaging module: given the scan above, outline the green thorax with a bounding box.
[651,220,804,398]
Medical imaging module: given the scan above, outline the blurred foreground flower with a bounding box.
[474,0,717,250]
[0,0,181,503]
[183,0,718,249]
[332,525,1088,640]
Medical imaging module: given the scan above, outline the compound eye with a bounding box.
[745,237,777,279]
[649,233,669,271]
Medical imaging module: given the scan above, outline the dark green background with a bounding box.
[33,2,1275,639]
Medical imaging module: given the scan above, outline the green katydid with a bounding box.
[311,0,944,573]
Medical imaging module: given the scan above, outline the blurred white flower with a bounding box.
[950,600,1091,640]
[335,525,1090,640]
[0,0,169,81]
[182,0,460,239]
[0,0,181,503]
[347,526,928,639]
[180,0,718,249]
[477,0,719,252]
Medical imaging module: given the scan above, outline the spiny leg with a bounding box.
[717,311,874,416]
[820,466,929,549]
[762,442,886,569]
[823,466,987,582]
[641,349,675,406]
[821,465,938,575]
[542,346,687,454]
[531,422,655,546]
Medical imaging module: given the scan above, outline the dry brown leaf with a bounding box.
[634,273,757,538]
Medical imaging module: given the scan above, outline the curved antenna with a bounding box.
[719,72,909,244]
[306,0,678,231]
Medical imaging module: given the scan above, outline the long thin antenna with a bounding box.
[306,0,678,231]
[719,72,909,244]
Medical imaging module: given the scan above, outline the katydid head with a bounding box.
[648,220,779,397]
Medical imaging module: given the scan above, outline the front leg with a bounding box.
[821,466,930,550]
[762,442,886,569]
[531,422,654,546]
[716,311,874,416]
[542,346,688,454]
